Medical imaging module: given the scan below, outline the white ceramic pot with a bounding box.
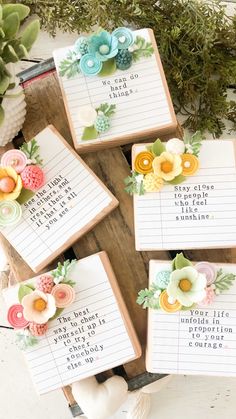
[0,64,26,146]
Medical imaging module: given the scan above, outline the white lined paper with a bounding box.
[3,253,136,394]
[147,261,236,377]
[53,29,174,146]
[134,141,236,250]
[0,127,114,271]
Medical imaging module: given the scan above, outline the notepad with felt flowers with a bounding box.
[137,253,236,377]
[126,133,236,250]
[3,252,141,394]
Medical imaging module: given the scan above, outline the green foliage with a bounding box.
[172,252,192,270]
[50,307,64,321]
[167,174,186,185]
[132,36,154,62]
[51,259,77,286]
[151,138,165,156]
[99,58,116,77]
[184,131,204,157]
[18,284,33,303]
[97,103,116,117]
[59,50,80,78]
[214,269,236,294]
[137,283,161,309]
[81,126,98,141]
[16,330,38,350]
[124,171,145,196]
[20,139,43,165]
[20,0,236,136]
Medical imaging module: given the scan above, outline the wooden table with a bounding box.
[1,71,236,416]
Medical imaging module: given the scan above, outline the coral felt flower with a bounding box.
[7,304,29,329]
[88,30,118,62]
[143,173,163,192]
[77,105,97,127]
[152,151,182,181]
[167,266,207,307]
[159,290,182,313]
[21,165,45,191]
[181,153,199,176]
[134,151,154,174]
[51,284,75,308]
[0,167,22,201]
[22,290,56,324]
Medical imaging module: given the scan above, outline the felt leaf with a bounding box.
[172,253,192,270]
[183,130,204,157]
[132,36,154,62]
[17,188,35,205]
[97,103,116,117]
[18,284,33,303]
[2,4,30,21]
[214,269,236,293]
[82,126,98,141]
[25,283,35,290]
[167,175,186,185]
[0,105,4,126]
[99,58,116,77]
[152,139,165,156]
[50,308,64,321]
[16,331,38,350]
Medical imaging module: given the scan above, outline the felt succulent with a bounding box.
[0,3,40,125]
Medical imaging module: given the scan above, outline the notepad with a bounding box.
[147,260,236,377]
[133,140,236,250]
[3,252,141,394]
[0,126,118,272]
[53,29,177,153]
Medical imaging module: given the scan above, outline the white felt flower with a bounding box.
[167,266,206,307]
[165,138,185,155]
[22,290,57,324]
[77,105,97,127]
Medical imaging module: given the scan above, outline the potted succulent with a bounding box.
[0,3,39,146]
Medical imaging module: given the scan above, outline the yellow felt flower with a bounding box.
[181,154,199,176]
[152,152,182,181]
[134,151,154,174]
[0,167,22,201]
[159,290,182,313]
[143,173,163,192]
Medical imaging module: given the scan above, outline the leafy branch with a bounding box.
[132,36,154,62]
[214,269,236,294]
[20,139,43,165]
[59,50,80,78]
[183,131,204,157]
[124,171,145,195]
[51,259,77,286]
[97,103,116,117]
[16,330,38,351]
[137,283,161,309]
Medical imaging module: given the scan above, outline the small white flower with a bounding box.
[22,290,56,324]
[77,105,97,127]
[136,174,144,184]
[185,144,194,154]
[154,290,161,299]
[128,45,139,52]
[165,138,185,155]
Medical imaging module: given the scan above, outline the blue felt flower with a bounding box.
[155,271,171,289]
[88,30,118,62]
[79,53,102,76]
[112,27,134,50]
[74,36,89,56]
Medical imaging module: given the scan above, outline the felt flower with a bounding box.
[0,200,22,227]
[22,290,56,324]
[181,154,199,176]
[7,304,29,329]
[88,30,118,62]
[20,165,45,191]
[134,151,154,174]
[198,285,216,306]
[152,152,182,181]
[77,105,97,127]
[112,27,134,49]
[1,150,27,174]
[165,138,185,155]
[29,322,48,336]
[159,290,182,313]
[155,270,171,289]
[143,173,163,192]
[194,262,217,286]
[167,266,207,307]
[0,167,22,201]
[79,53,102,76]
[36,274,54,293]
[51,284,75,308]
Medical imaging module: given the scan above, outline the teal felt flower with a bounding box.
[79,53,102,76]
[88,30,118,62]
[112,27,134,50]
[74,37,89,55]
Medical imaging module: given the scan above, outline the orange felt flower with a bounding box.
[134,151,154,174]
[159,290,182,313]
[181,154,199,176]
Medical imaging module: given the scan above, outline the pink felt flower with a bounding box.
[7,304,29,329]
[29,322,48,336]
[1,150,27,174]
[51,284,75,308]
[198,286,216,306]
[20,165,45,191]
[36,274,54,293]
[195,262,217,286]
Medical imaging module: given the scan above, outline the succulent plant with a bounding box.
[0,3,40,125]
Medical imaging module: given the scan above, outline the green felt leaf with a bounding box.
[81,126,98,141]
[124,172,145,196]
[132,36,154,62]
[183,130,204,157]
[2,4,30,21]
[25,283,35,290]
[181,304,196,311]
[18,284,33,303]
[50,308,64,321]
[0,105,5,126]
[152,139,165,156]
[172,253,192,270]
[20,139,43,165]
[137,283,161,309]
[59,50,80,78]
[99,58,116,77]
[214,269,236,293]
[16,331,38,350]
[0,74,10,94]
[17,188,35,205]
[167,175,186,185]
[97,103,116,117]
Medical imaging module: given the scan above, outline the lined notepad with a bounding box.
[0,126,118,272]
[147,260,236,377]
[53,29,177,151]
[3,252,141,394]
[133,140,236,250]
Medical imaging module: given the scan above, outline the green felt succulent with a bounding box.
[0,3,40,125]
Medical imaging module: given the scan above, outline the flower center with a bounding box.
[179,278,192,292]
[184,161,191,168]
[99,44,109,54]
[119,35,126,43]
[58,291,66,299]
[1,206,11,216]
[161,161,173,173]
[0,176,16,193]
[34,298,47,312]
[10,158,19,166]
[87,59,94,68]
[143,159,149,166]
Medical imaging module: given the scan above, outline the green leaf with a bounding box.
[2,4,30,21]
[2,44,19,63]
[0,105,4,126]
[20,20,40,52]
[82,125,98,141]
[2,12,20,39]
[50,308,64,321]
[151,139,165,156]
[124,171,145,196]
[59,50,80,78]
[137,283,161,309]
[132,36,154,62]
[25,283,35,290]
[51,260,77,284]
[18,284,33,303]
[61,279,76,287]
[172,253,192,270]
[167,175,186,185]
[17,188,35,205]
[16,331,38,350]
[214,269,236,294]
[97,103,116,117]
[184,130,204,157]
[99,58,116,77]
[0,74,10,94]
[20,139,43,165]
